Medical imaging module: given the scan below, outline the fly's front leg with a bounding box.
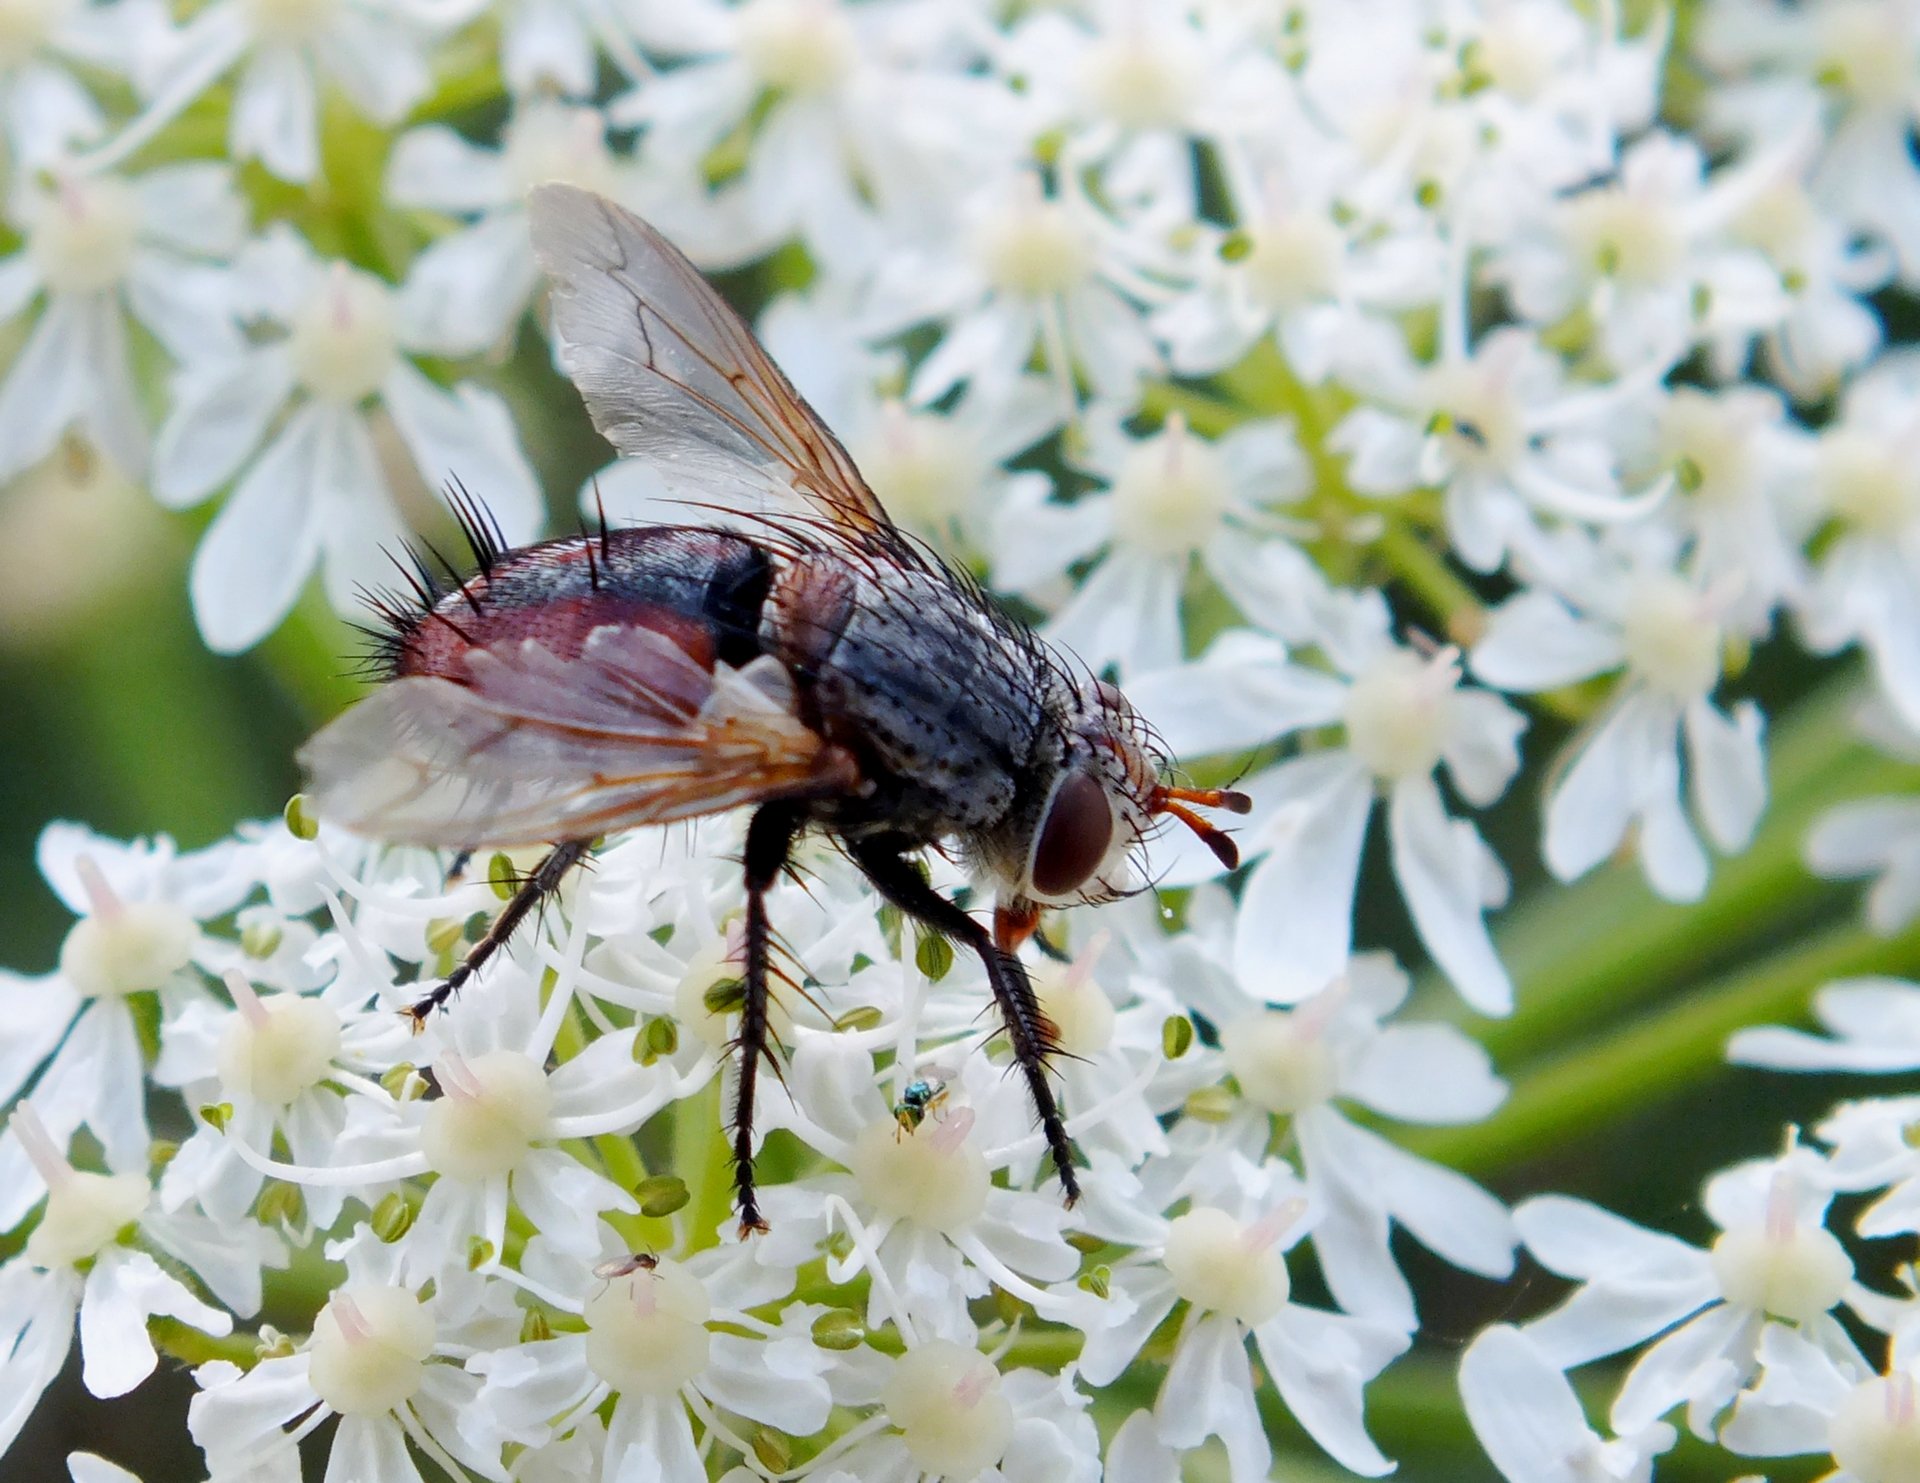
[732,803,807,1236]
[847,840,1081,1207]
[407,839,591,1027]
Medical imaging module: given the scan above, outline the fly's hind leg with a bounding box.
[730,803,807,1236]
[407,839,592,1027]
[847,840,1081,1207]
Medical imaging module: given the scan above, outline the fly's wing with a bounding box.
[529,182,896,544]
[298,625,856,849]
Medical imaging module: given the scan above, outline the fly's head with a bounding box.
[989,674,1251,950]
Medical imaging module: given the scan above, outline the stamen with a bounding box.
[1242,1197,1307,1252]
[74,856,122,919]
[225,967,270,1029]
[331,1293,372,1345]
[928,1106,976,1155]
[435,1051,482,1102]
[10,1103,69,1188]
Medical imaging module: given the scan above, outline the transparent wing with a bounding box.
[529,181,895,542]
[298,625,856,849]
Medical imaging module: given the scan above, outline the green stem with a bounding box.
[676,1078,733,1253]
[1372,522,1487,648]
[149,1315,261,1368]
[1406,913,1920,1176]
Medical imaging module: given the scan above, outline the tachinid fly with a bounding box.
[298,183,1249,1235]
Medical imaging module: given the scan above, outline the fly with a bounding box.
[298,183,1250,1235]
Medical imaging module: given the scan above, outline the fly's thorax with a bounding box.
[777,552,1055,840]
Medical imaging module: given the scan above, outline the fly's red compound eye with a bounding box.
[1030,770,1116,898]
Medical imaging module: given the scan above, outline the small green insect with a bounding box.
[893,1077,950,1137]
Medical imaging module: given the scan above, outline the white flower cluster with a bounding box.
[4,0,1920,1477]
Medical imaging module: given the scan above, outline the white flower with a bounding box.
[216,958,662,1282]
[0,822,258,1228]
[1150,147,1440,386]
[1073,1188,1408,1478]
[1719,1320,1920,1477]
[812,1338,1101,1483]
[387,99,639,357]
[750,1031,1083,1342]
[1615,383,1814,637]
[1807,1093,1920,1245]
[1136,592,1526,1013]
[0,0,162,170]
[611,0,1014,273]
[188,1229,513,1483]
[1700,0,1920,288]
[466,1231,833,1483]
[1723,171,1892,401]
[97,0,474,182]
[151,964,409,1231]
[150,226,544,653]
[1517,1148,1884,1439]
[1460,1325,1676,1483]
[1473,545,1767,902]
[0,1103,258,1455]
[992,0,1289,222]
[861,169,1167,413]
[990,407,1308,676]
[0,165,242,483]
[1488,128,1796,371]
[1331,323,1669,574]
[1796,351,1920,731]
[1168,951,1514,1331]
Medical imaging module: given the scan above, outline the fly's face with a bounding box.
[1000,675,1252,920]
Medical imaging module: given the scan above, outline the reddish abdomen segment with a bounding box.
[394,527,775,682]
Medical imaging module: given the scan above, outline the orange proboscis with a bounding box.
[1151,785,1253,871]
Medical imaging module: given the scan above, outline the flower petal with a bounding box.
[189,404,326,653]
[1389,776,1514,1015]
[1232,755,1374,1002]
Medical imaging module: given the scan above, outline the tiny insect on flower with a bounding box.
[892,1076,949,1137]
[296,184,1249,1235]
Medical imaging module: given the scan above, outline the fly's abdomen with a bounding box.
[394,527,774,681]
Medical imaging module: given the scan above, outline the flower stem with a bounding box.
[148,1315,262,1368]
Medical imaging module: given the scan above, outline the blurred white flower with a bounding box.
[388,99,639,357]
[1473,543,1767,902]
[991,407,1307,676]
[0,165,242,482]
[97,0,475,181]
[150,226,543,653]
[1797,351,1920,731]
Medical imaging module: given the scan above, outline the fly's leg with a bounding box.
[732,803,806,1236]
[847,840,1081,1206]
[407,839,591,1027]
